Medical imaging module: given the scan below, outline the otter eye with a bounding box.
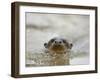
[50,39,55,42]
[63,39,69,47]
[63,40,66,43]
[59,41,62,43]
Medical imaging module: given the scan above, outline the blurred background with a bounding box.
[25,12,90,66]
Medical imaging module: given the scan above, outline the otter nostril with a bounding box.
[55,41,57,43]
[59,41,62,43]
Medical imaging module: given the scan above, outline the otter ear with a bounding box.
[44,43,48,48]
[69,43,73,49]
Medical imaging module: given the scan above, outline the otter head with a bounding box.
[44,37,73,54]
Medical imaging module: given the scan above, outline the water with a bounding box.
[25,13,90,66]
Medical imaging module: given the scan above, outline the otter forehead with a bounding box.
[51,37,66,40]
[48,38,69,46]
[54,38,64,41]
[49,37,67,42]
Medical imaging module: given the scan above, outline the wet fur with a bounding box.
[44,37,73,65]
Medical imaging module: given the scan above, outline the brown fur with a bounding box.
[44,37,73,65]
